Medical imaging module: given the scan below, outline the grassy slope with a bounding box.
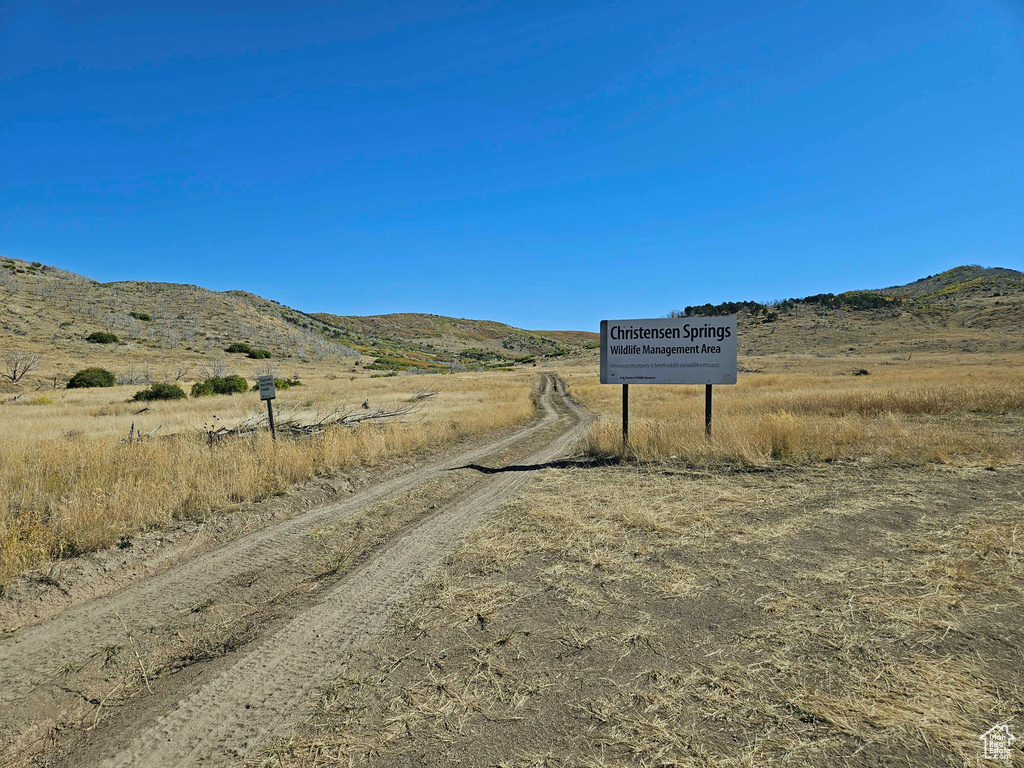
[733,266,1024,357]
[0,256,596,385]
[0,257,355,386]
[875,264,1024,298]
[311,311,599,364]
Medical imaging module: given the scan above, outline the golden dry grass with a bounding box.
[565,355,1024,465]
[0,370,535,588]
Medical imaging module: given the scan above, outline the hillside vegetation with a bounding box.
[0,256,596,386]
[311,312,597,371]
[682,265,1024,357]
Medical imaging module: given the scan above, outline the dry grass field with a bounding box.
[0,370,535,588]
[262,355,1024,768]
[258,350,1024,768]
[567,354,1024,466]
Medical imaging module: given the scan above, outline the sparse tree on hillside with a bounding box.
[255,360,276,378]
[0,350,42,384]
[199,359,227,379]
[117,364,152,386]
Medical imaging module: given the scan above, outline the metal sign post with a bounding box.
[257,375,277,441]
[705,384,713,437]
[622,383,629,451]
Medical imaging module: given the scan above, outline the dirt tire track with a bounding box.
[92,377,587,767]
[0,374,584,764]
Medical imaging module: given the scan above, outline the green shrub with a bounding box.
[191,380,214,398]
[225,342,271,359]
[86,331,120,344]
[129,311,152,322]
[192,375,250,397]
[219,374,250,393]
[67,367,116,388]
[132,382,186,401]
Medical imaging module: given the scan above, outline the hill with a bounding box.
[0,256,597,386]
[876,264,1024,299]
[2,257,1022,388]
[680,265,1024,357]
[311,312,598,371]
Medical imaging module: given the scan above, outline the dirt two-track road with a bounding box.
[0,374,590,767]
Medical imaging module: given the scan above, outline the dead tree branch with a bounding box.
[0,350,42,384]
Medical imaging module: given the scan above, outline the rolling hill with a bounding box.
[0,256,598,385]
[1,257,1021,389]
[311,312,598,370]
[682,265,1024,357]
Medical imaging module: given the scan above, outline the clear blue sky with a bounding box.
[2,1,1022,330]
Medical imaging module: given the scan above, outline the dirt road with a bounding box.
[0,373,589,767]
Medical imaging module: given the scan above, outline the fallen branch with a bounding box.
[202,401,422,442]
[409,388,440,402]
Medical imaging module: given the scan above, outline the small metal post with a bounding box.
[267,398,277,441]
[705,384,713,437]
[622,383,629,453]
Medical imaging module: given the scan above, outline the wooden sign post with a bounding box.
[257,375,277,441]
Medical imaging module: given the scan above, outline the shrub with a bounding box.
[129,311,152,322]
[219,374,250,394]
[191,375,250,397]
[31,395,55,405]
[249,377,302,392]
[86,331,120,344]
[225,342,271,359]
[67,367,116,388]
[132,382,186,401]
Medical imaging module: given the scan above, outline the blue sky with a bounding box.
[2,1,1022,330]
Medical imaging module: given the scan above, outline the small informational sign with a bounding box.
[257,375,276,401]
[600,316,738,385]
